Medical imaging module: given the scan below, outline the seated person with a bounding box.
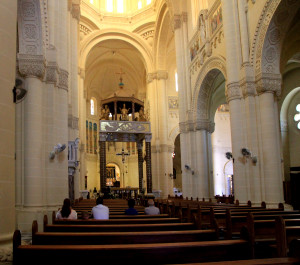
[56,198,77,219]
[144,199,160,215]
[81,211,90,220]
[125,199,138,215]
[91,196,109,219]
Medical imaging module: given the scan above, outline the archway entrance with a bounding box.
[211,104,233,200]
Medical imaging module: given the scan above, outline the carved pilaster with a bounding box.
[17,54,45,78]
[225,82,242,102]
[255,73,282,96]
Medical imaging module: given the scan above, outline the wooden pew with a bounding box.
[33,220,218,245]
[276,217,300,257]
[14,230,251,265]
[226,210,300,240]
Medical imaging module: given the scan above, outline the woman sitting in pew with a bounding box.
[56,198,77,219]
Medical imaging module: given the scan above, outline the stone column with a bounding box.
[69,0,80,199]
[78,68,86,190]
[99,133,107,192]
[18,54,45,206]
[222,0,248,203]
[193,121,213,199]
[137,141,144,193]
[0,0,17,255]
[145,134,152,193]
[256,75,284,205]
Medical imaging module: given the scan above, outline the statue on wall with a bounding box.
[120,103,130,121]
[199,13,206,45]
[100,105,110,120]
[138,106,147,121]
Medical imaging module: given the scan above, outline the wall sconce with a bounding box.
[241,148,257,164]
[185,165,194,175]
[49,143,66,160]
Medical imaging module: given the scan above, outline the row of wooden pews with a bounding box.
[13,198,300,264]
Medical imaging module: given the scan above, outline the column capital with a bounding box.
[68,0,81,21]
[45,61,58,84]
[255,73,282,96]
[99,133,107,142]
[240,78,256,98]
[17,54,45,78]
[225,82,242,102]
[145,134,152,142]
[137,141,143,150]
[181,12,188,23]
[173,14,182,30]
[157,70,168,80]
[58,69,69,91]
[196,120,215,133]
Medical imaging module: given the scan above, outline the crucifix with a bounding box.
[116,148,130,163]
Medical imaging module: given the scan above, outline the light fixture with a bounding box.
[241,148,257,164]
[49,143,66,160]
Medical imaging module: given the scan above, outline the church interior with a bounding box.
[1,0,300,263]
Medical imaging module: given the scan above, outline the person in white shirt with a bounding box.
[144,199,160,215]
[56,198,77,220]
[91,196,109,219]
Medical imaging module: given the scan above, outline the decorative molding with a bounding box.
[68,115,79,130]
[226,82,242,102]
[18,0,43,55]
[100,121,151,134]
[168,97,179,109]
[70,0,81,21]
[17,54,45,78]
[147,71,168,83]
[141,30,154,40]
[40,0,49,48]
[58,69,69,91]
[255,73,282,96]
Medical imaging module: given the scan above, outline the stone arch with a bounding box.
[192,56,227,123]
[169,125,180,146]
[153,2,170,70]
[79,29,154,73]
[251,0,300,78]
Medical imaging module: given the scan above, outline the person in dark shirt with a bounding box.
[125,199,138,215]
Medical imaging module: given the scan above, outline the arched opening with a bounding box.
[172,135,182,196]
[106,162,121,187]
[211,104,233,197]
